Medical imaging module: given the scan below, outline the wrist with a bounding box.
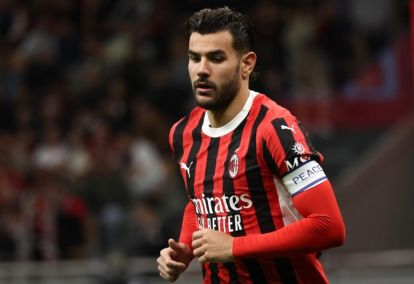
[232,236,245,258]
[228,236,235,261]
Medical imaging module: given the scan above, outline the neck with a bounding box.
[207,87,250,128]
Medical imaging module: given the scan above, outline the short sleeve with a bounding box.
[262,116,328,196]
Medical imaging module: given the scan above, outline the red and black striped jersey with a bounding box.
[169,91,329,284]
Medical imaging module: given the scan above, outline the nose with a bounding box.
[197,58,210,78]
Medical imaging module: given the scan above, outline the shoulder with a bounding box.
[260,94,294,119]
[169,106,205,142]
[252,93,297,134]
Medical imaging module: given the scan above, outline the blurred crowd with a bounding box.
[0,0,408,261]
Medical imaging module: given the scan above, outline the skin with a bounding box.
[157,239,193,282]
[158,30,257,282]
[192,228,234,263]
[188,31,256,127]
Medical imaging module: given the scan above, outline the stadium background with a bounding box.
[0,0,413,283]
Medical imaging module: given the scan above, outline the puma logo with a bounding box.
[281,124,296,134]
[180,161,193,178]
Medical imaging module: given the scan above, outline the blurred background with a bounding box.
[0,0,412,283]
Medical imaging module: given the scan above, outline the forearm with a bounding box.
[179,201,199,251]
[233,181,345,258]
[233,212,343,257]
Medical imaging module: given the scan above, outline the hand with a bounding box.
[192,228,234,263]
[157,239,193,282]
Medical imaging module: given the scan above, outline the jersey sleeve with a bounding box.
[233,180,345,258]
[179,201,199,250]
[262,116,327,197]
[169,121,180,163]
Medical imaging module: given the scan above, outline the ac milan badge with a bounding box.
[228,152,239,178]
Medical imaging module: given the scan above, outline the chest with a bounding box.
[178,132,269,199]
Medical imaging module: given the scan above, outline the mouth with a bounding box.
[194,81,215,95]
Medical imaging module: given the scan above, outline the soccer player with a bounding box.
[157,7,345,284]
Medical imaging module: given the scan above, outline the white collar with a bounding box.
[202,90,258,138]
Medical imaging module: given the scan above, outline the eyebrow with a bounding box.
[188,49,226,56]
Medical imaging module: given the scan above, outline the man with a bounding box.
[157,7,345,284]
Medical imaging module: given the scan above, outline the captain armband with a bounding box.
[282,160,327,197]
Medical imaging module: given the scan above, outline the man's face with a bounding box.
[188,31,242,111]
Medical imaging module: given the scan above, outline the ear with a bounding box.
[241,52,257,80]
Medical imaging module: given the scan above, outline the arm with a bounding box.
[191,180,345,263]
[158,202,197,281]
[179,201,199,251]
[230,115,345,257]
[233,180,345,258]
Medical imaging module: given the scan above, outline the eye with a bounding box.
[189,54,200,62]
[210,56,225,63]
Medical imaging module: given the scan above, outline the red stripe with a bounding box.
[256,110,289,283]
[214,135,233,231]
[219,126,256,283]
[213,135,230,203]
[193,135,210,201]
[233,260,254,283]
[239,99,291,283]
[217,263,229,284]
[203,262,211,284]
[232,102,262,235]
[225,99,272,282]
[168,120,178,153]
[255,111,286,231]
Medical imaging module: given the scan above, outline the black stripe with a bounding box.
[221,120,249,283]
[204,137,221,284]
[245,106,274,233]
[247,108,298,284]
[243,259,268,284]
[172,116,190,162]
[223,119,246,238]
[262,139,280,176]
[203,138,219,197]
[274,258,298,284]
[271,118,297,161]
[203,138,241,284]
[223,119,268,283]
[202,264,206,279]
[187,115,204,197]
[209,263,220,284]
[223,262,239,284]
[242,106,272,284]
[223,120,245,194]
